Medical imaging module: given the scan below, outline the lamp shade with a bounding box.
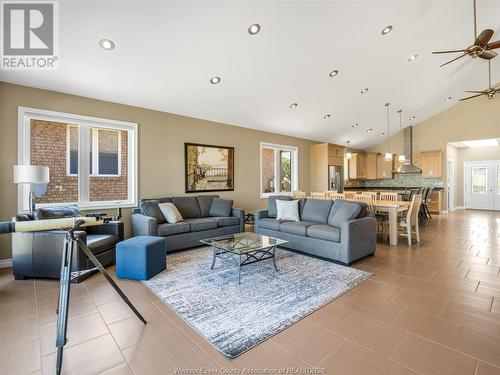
[13,165,49,184]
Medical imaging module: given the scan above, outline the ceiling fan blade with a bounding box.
[432,49,466,54]
[459,93,483,101]
[465,90,486,93]
[475,29,494,46]
[487,40,500,50]
[440,53,467,67]
[479,50,498,59]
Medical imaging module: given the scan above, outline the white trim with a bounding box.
[259,142,299,198]
[18,106,138,212]
[0,259,13,268]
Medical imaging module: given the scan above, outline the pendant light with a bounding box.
[397,109,405,163]
[345,140,352,160]
[384,103,392,161]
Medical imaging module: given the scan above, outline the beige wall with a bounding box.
[454,145,500,207]
[0,82,315,260]
[367,98,500,209]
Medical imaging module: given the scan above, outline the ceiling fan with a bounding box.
[433,0,500,67]
[459,60,500,101]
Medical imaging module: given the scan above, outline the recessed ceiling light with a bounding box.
[408,54,418,61]
[361,88,369,94]
[446,96,453,102]
[379,132,385,136]
[210,76,221,84]
[99,39,115,50]
[323,114,331,119]
[329,70,339,78]
[352,123,359,128]
[381,25,393,35]
[366,128,373,133]
[248,24,261,35]
[290,103,298,109]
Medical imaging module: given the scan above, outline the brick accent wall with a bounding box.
[261,148,275,193]
[30,119,128,203]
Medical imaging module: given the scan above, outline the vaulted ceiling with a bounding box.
[1,0,500,148]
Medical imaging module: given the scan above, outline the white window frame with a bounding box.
[18,106,138,211]
[66,126,122,177]
[260,142,298,198]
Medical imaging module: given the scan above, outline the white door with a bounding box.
[464,161,500,210]
[447,159,454,211]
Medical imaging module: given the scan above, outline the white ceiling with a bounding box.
[2,0,500,149]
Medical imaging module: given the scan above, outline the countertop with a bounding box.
[344,186,444,192]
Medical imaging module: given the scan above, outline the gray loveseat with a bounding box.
[131,195,245,252]
[255,196,377,265]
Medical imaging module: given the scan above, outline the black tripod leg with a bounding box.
[76,238,147,324]
[55,236,74,375]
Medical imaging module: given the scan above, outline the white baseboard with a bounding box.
[0,258,12,268]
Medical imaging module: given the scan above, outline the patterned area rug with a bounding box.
[144,246,372,358]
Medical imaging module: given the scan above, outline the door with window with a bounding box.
[260,143,298,197]
[464,161,500,210]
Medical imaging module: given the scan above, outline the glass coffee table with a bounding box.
[200,232,289,284]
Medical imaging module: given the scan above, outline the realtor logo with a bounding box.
[1,1,59,69]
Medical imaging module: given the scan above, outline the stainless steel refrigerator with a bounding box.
[328,165,344,192]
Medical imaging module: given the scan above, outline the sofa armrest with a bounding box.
[340,216,377,265]
[231,208,245,232]
[254,210,269,230]
[131,213,158,236]
[86,221,124,241]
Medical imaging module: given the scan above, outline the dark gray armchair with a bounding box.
[12,206,124,282]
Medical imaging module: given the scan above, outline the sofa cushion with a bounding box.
[33,205,81,220]
[171,197,202,219]
[301,199,333,224]
[258,218,284,231]
[209,198,233,217]
[87,234,119,255]
[157,222,190,236]
[307,225,341,242]
[328,200,363,227]
[158,202,183,223]
[267,195,292,218]
[184,218,218,232]
[140,200,166,224]
[196,195,219,217]
[280,221,317,236]
[211,216,240,227]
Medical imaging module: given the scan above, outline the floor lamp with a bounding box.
[13,165,50,213]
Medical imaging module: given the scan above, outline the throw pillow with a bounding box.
[276,200,300,221]
[209,198,233,217]
[158,202,184,223]
[267,195,292,218]
[139,200,166,224]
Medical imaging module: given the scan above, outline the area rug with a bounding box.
[144,246,372,358]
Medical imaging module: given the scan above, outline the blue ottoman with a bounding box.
[116,236,166,280]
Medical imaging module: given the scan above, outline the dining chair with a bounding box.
[344,191,356,200]
[311,192,326,199]
[293,190,306,198]
[379,192,398,201]
[354,194,375,213]
[330,192,345,200]
[398,194,422,245]
[324,190,336,199]
[364,191,378,200]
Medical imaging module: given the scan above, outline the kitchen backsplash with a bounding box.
[363,173,444,188]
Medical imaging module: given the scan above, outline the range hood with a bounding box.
[395,126,422,174]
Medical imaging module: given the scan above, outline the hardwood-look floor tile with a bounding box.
[391,307,461,347]
[0,338,41,374]
[390,289,449,316]
[454,327,500,367]
[477,282,500,298]
[330,311,404,356]
[318,340,407,375]
[307,302,352,331]
[37,295,97,328]
[0,298,37,323]
[477,362,500,375]
[370,269,439,295]
[388,333,477,375]
[434,287,493,311]
[442,303,500,336]
[352,279,401,300]
[339,291,402,323]
[271,318,344,366]
[100,362,135,375]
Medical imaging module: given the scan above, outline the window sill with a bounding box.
[34,201,137,211]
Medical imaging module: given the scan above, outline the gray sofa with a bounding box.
[255,196,377,265]
[131,195,245,252]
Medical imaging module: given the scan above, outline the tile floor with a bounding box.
[1,209,500,374]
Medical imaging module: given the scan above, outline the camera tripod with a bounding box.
[55,220,146,375]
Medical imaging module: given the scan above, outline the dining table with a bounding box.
[371,200,411,246]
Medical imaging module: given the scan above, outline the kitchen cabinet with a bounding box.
[376,155,394,179]
[310,143,344,191]
[366,153,378,180]
[348,153,367,180]
[428,190,443,214]
[421,151,443,178]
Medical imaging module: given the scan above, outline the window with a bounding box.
[471,167,487,194]
[260,142,298,197]
[19,107,137,211]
